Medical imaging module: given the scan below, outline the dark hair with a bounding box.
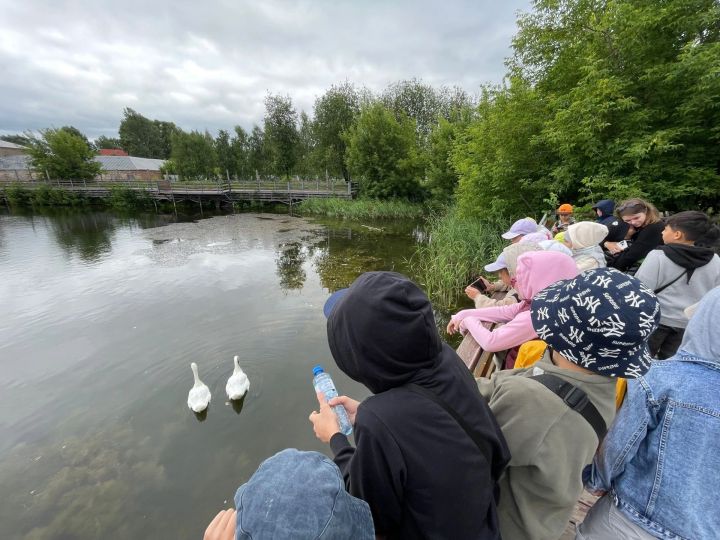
[665,211,720,247]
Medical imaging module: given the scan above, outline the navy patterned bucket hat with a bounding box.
[530,268,660,378]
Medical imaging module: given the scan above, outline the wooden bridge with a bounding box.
[0,178,357,210]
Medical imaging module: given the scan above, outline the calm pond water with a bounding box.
[0,209,446,539]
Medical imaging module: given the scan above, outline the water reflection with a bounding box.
[49,212,117,262]
[0,210,426,540]
[275,241,307,290]
[230,396,247,415]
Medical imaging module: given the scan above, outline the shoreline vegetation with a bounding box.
[412,209,505,308]
[296,198,425,220]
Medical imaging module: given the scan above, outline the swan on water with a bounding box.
[188,362,211,412]
[226,355,250,400]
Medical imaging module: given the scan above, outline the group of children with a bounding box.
[204,198,720,540]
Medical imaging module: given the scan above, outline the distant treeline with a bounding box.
[4,0,719,217]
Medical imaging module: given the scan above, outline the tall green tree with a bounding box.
[295,111,317,177]
[118,108,177,159]
[94,135,123,150]
[231,126,250,179]
[247,125,268,177]
[344,103,425,199]
[454,0,720,217]
[153,120,179,159]
[170,130,217,180]
[312,82,361,180]
[263,94,298,177]
[215,129,234,178]
[26,128,102,180]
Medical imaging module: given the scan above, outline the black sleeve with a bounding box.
[603,218,629,243]
[331,407,405,536]
[608,221,664,272]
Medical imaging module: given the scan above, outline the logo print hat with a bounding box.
[530,268,660,378]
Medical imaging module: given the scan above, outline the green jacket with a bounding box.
[477,353,616,540]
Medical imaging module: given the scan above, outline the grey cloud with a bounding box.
[0,0,530,139]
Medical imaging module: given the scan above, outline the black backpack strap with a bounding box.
[654,269,688,295]
[529,374,607,441]
[405,384,495,478]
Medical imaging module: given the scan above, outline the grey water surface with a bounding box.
[0,210,424,540]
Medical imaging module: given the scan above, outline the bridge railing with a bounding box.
[0,178,356,195]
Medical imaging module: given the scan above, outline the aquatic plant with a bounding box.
[411,208,505,309]
[297,198,424,219]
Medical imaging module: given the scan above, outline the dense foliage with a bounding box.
[5,0,717,211]
[26,129,102,180]
[454,0,720,217]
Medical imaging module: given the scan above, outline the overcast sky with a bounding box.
[0,0,530,139]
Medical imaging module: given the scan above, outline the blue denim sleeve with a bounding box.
[586,377,653,492]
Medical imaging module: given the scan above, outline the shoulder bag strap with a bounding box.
[654,269,688,295]
[405,383,494,476]
[529,374,607,441]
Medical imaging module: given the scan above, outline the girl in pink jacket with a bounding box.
[447,251,579,353]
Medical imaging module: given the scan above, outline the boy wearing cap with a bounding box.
[502,217,540,243]
[475,268,660,540]
[467,243,540,309]
[551,203,576,235]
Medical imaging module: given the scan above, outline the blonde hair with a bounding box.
[617,197,661,225]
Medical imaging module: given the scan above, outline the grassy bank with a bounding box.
[297,197,425,219]
[412,209,505,309]
[1,184,158,211]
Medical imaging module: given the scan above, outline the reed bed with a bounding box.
[411,209,505,309]
[297,198,424,220]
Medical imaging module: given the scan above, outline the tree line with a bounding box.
[3,0,718,213]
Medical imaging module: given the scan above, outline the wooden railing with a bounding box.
[0,178,357,199]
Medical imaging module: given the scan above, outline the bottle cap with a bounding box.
[312,365,324,376]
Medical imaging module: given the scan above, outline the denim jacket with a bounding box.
[586,287,720,540]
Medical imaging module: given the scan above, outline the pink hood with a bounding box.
[514,251,579,300]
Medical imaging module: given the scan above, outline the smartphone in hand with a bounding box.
[617,240,629,250]
[468,277,488,292]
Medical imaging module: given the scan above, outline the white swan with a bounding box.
[226,355,250,400]
[187,362,211,412]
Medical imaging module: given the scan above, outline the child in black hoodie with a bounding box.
[309,271,510,540]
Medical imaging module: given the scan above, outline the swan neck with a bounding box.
[191,365,200,385]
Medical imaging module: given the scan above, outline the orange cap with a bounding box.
[558,203,573,213]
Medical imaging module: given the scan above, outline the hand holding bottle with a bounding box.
[328,395,359,424]
[309,392,343,443]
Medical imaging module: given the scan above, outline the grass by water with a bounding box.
[297,198,425,220]
[412,209,505,309]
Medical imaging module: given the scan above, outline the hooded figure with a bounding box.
[323,272,510,539]
[449,251,579,352]
[566,221,608,271]
[592,199,629,242]
[581,287,720,540]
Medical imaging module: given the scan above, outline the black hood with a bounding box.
[592,199,615,218]
[660,244,716,281]
[326,272,443,394]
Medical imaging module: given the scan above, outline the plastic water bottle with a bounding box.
[312,365,353,436]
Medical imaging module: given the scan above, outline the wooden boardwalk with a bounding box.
[0,178,356,206]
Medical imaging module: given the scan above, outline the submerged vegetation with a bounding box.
[297,198,424,220]
[413,209,505,308]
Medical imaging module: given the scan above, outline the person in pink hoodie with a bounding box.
[447,251,579,353]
